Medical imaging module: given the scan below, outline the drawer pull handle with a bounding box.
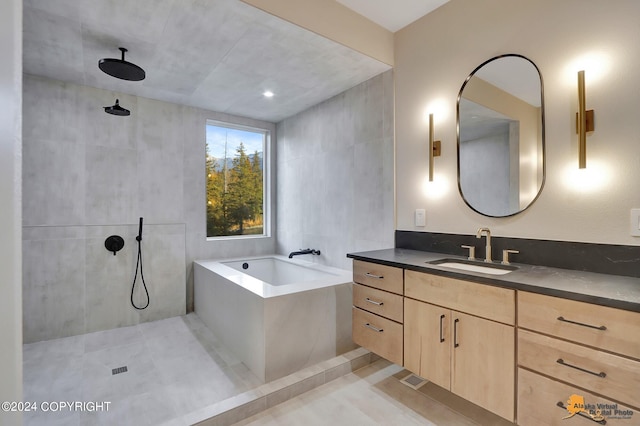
[557,316,607,331]
[365,298,384,306]
[556,401,607,424]
[365,273,384,279]
[364,323,383,333]
[556,358,607,378]
[453,318,460,348]
[439,314,445,343]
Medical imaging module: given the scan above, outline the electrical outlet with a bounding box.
[415,209,426,227]
[631,209,640,236]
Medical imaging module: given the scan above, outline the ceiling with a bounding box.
[474,56,542,107]
[336,0,450,32]
[22,0,391,123]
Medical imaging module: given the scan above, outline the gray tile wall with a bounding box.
[276,70,394,270]
[22,75,276,342]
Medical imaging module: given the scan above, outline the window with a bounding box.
[205,121,268,238]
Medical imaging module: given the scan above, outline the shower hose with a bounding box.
[131,217,150,310]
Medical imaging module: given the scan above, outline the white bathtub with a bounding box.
[194,255,355,382]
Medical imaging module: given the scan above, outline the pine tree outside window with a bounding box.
[205,122,268,238]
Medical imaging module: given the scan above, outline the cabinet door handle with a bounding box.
[364,323,383,333]
[365,298,383,306]
[557,316,607,331]
[365,273,384,279]
[556,401,607,424]
[556,358,606,378]
[453,318,460,348]
[439,314,445,343]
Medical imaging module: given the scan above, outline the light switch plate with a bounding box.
[415,209,426,227]
[631,209,640,236]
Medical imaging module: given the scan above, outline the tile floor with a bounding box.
[22,313,262,426]
[24,315,515,426]
[233,360,516,426]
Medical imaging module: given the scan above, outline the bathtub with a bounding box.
[194,255,355,382]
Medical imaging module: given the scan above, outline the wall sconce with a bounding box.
[576,70,595,168]
[428,113,441,181]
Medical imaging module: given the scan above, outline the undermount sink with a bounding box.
[428,259,517,275]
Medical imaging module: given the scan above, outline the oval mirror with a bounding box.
[457,54,545,217]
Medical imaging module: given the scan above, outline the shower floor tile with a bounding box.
[22,313,261,426]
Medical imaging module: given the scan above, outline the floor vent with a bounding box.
[112,366,128,375]
[400,373,428,390]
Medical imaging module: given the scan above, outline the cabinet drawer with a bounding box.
[353,260,403,295]
[518,291,640,359]
[519,329,640,408]
[353,283,403,323]
[352,307,403,365]
[518,367,636,426]
[405,270,515,325]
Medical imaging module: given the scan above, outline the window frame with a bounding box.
[205,119,271,240]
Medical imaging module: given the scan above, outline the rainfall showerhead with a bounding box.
[104,99,130,116]
[99,47,146,81]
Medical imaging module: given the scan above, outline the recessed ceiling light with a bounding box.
[263,91,274,98]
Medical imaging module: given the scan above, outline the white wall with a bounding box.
[395,0,640,244]
[22,76,276,342]
[276,71,394,270]
[0,0,22,422]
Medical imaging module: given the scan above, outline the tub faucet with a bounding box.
[476,228,492,262]
[288,248,321,258]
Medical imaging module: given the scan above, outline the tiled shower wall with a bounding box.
[22,75,275,343]
[276,70,395,270]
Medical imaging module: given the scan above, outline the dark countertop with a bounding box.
[347,248,640,313]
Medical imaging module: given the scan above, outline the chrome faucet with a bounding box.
[476,228,492,262]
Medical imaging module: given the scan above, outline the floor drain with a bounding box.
[400,373,428,390]
[112,366,128,375]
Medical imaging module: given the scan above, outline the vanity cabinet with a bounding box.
[404,270,516,422]
[350,251,640,426]
[351,260,404,365]
[517,292,640,425]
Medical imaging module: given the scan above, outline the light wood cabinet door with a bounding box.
[518,367,636,426]
[451,311,515,422]
[352,307,403,365]
[519,329,640,408]
[353,283,404,323]
[353,260,404,295]
[404,298,450,389]
[518,291,640,359]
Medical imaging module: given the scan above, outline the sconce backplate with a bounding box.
[433,140,441,157]
[575,110,595,133]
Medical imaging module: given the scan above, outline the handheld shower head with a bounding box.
[136,217,143,242]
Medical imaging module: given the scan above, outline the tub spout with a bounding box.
[288,248,321,258]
